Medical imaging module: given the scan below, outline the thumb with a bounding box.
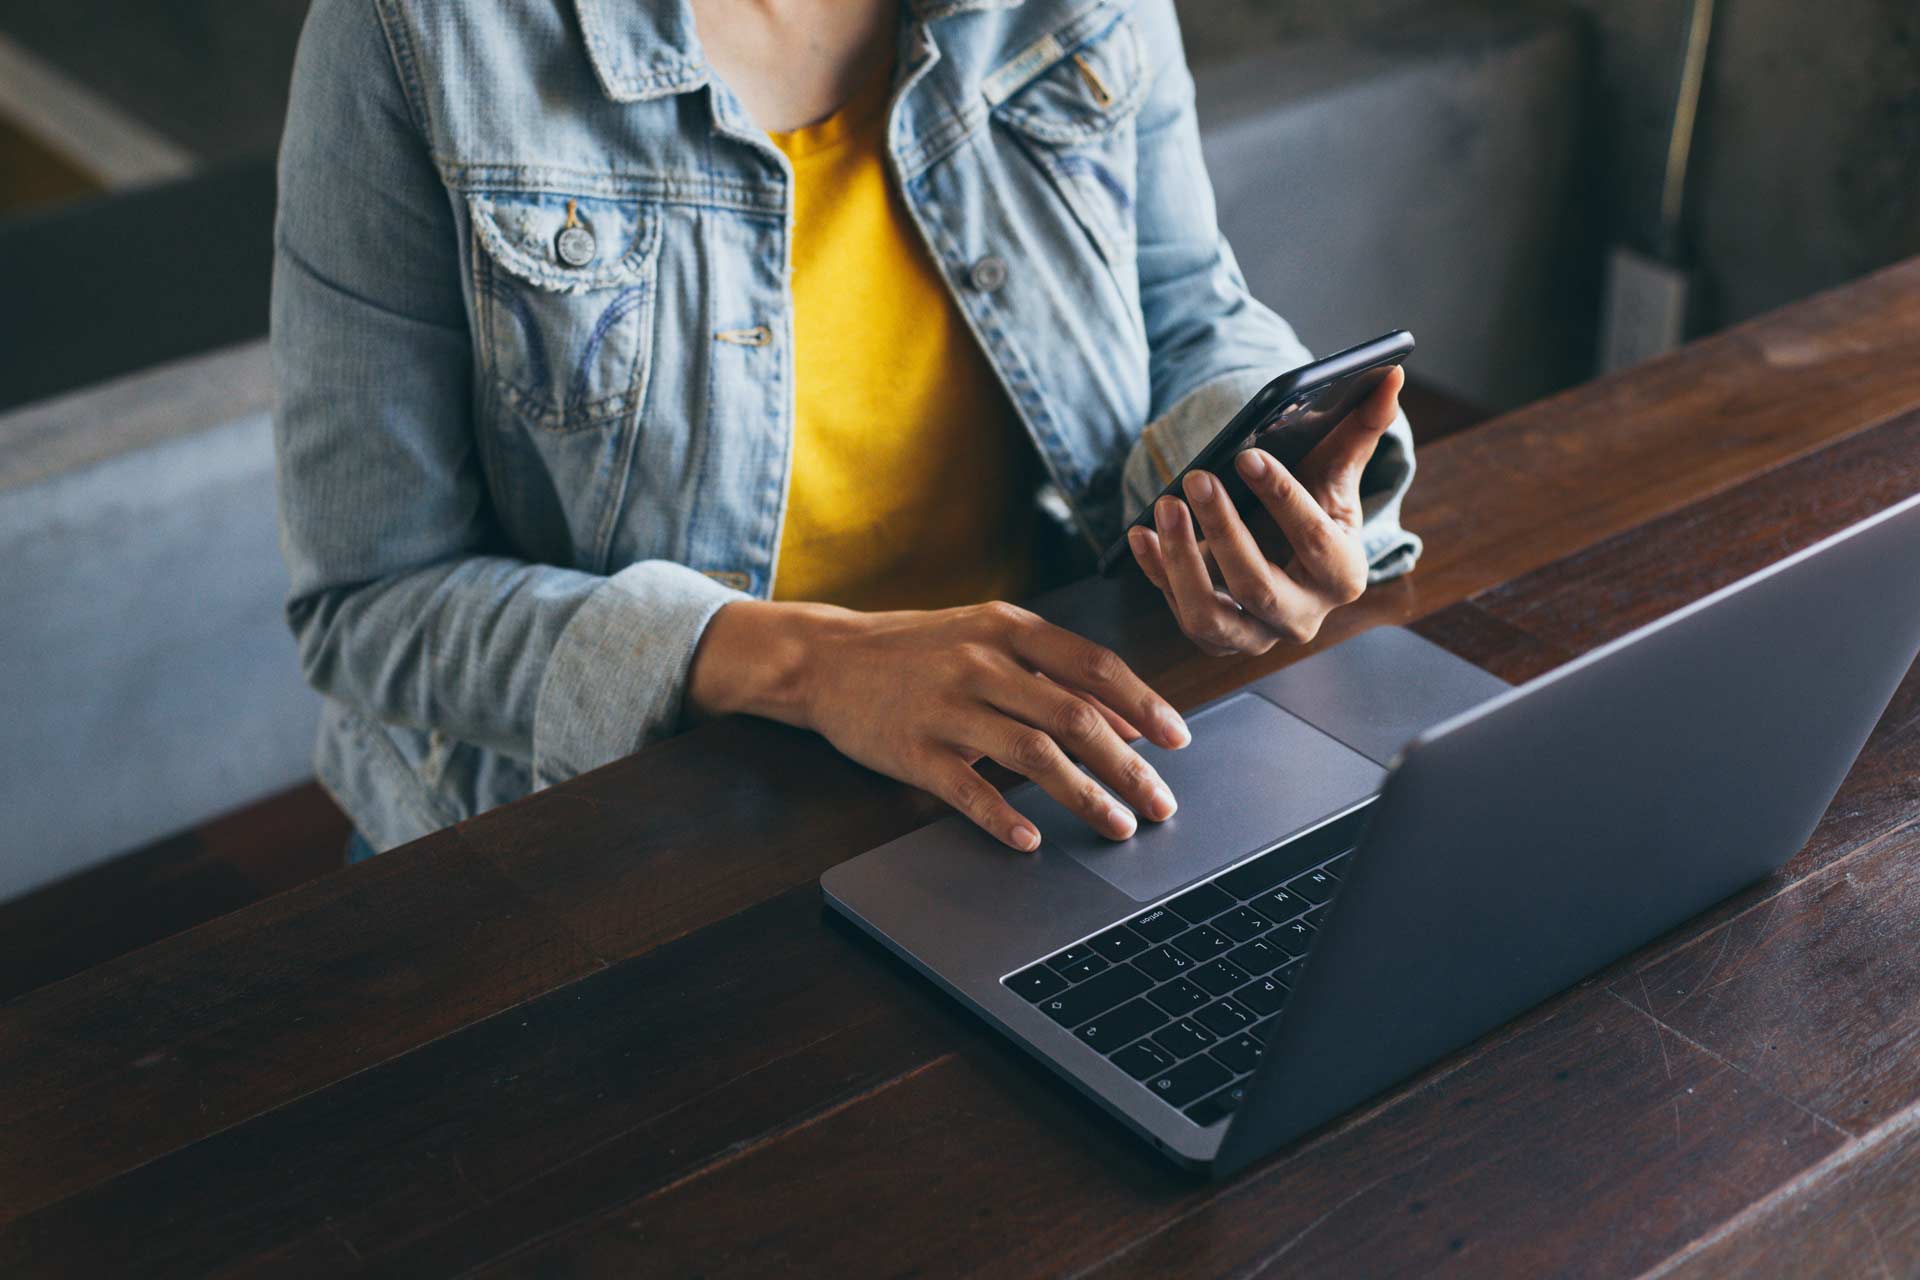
[1301,365,1403,511]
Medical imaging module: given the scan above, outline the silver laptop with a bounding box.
[822,493,1920,1176]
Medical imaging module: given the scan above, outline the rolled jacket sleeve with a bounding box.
[531,561,740,786]
[1117,1,1422,583]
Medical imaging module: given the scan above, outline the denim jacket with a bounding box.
[271,0,1423,852]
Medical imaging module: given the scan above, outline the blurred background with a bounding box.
[0,1,1915,982]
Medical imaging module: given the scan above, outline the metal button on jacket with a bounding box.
[969,254,1009,293]
[555,222,597,268]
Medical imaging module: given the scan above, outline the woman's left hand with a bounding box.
[1127,365,1404,656]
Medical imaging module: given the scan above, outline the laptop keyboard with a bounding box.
[1000,804,1368,1128]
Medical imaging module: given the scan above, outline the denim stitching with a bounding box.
[443,163,786,214]
[371,0,436,142]
[484,275,553,404]
[568,284,652,412]
[989,15,1146,146]
[589,280,658,572]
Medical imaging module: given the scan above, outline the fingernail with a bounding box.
[1127,527,1146,550]
[1183,470,1215,502]
[1155,706,1191,747]
[1107,804,1137,839]
[1155,496,1179,527]
[1012,824,1040,852]
[1236,449,1269,479]
[1148,784,1177,821]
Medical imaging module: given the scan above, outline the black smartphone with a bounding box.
[1098,330,1415,576]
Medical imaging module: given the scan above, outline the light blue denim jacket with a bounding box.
[272,0,1423,852]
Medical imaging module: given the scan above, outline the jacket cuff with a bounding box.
[1121,368,1424,584]
[531,560,745,787]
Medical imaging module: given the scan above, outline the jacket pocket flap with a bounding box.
[467,191,660,292]
[986,11,1147,145]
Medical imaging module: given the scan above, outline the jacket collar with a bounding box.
[573,0,709,102]
[573,0,1024,102]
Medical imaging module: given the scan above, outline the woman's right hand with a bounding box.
[687,599,1190,851]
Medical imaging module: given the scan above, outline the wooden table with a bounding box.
[6,262,1920,1279]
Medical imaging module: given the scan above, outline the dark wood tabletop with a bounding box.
[7,261,1920,1279]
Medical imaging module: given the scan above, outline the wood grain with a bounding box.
[0,781,350,1003]
[1652,1104,1920,1279]
[1615,803,1920,1137]
[0,828,601,1224]
[475,985,1838,1280]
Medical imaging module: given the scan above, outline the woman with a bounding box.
[272,0,1421,859]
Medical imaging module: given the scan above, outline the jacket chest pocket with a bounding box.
[467,191,662,433]
[989,14,1148,272]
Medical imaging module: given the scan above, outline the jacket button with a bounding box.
[969,254,1008,293]
[555,224,597,268]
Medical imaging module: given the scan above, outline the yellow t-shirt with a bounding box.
[768,67,1036,612]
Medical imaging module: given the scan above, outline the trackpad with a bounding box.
[1030,693,1387,903]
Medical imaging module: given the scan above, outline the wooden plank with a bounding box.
[1408,600,1576,687]
[1470,407,1920,658]
[0,828,601,1225]
[0,781,350,1003]
[1650,1103,1920,1280]
[0,891,977,1278]
[472,986,1839,1280]
[1615,801,1920,1136]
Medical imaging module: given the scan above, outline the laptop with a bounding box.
[821,493,1920,1176]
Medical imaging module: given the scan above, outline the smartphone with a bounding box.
[1098,330,1415,576]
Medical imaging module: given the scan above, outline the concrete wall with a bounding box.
[1177,0,1920,352]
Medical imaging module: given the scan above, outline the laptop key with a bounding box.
[1165,882,1236,923]
[1228,937,1285,975]
[1038,965,1151,1027]
[1054,954,1109,982]
[1213,847,1296,900]
[1195,997,1257,1036]
[1248,1016,1280,1044]
[1006,964,1070,1002]
[1251,885,1309,923]
[1304,904,1330,927]
[1235,975,1288,1016]
[1184,1082,1248,1126]
[1089,924,1148,962]
[1147,1055,1233,1107]
[1272,918,1317,957]
[1212,906,1270,941]
[1190,958,1252,996]
[1286,868,1338,904]
[1325,852,1352,878]
[1134,944,1194,983]
[1128,907,1185,943]
[1146,977,1211,1015]
[1171,925,1235,961]
[1111,1038,1177,1081]
[1076,999,1168,1053]
[1151,1018,1217,1058]
[1047,943,1100,973]
[1210,1032,1263,1074]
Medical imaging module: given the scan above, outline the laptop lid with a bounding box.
[1216,492,1920,1177]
